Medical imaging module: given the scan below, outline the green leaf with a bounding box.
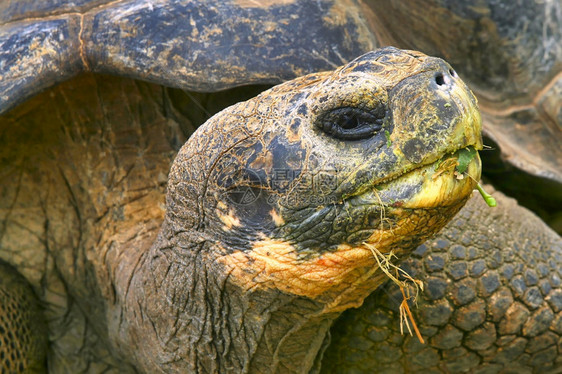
[456,146,477,174]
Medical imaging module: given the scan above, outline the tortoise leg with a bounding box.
[0,261,47,373]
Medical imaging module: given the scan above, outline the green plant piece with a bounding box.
[476,183,497,207]
[454,146,496,207]
[385,130,392,147]
[456,146,477,174]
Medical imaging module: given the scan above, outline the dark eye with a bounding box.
[316,107,387,140]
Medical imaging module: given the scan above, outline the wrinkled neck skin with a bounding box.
[107,218,344,374]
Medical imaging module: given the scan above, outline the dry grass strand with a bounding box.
[365,242,425,344]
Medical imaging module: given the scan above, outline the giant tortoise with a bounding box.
[0,0,561,373]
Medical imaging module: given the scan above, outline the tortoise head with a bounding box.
[166,47,482,304]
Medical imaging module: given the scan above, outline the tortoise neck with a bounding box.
[111,219,339,373]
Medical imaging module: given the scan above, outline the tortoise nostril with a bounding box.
[435,73,445,86]
[435,69,456,87]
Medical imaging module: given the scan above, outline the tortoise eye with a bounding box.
[316,107,387,140]
[342,113,360,129]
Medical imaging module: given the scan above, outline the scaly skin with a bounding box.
[322,190,562,373]
[0,48,481,372]
[0,261,46,373]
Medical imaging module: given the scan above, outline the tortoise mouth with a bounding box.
[353,144,482,211]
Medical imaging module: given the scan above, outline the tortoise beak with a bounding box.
[368,150,481,209]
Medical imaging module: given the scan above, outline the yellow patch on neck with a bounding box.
[270,209,285,226]
[217,238,375,300]
[217,209,241,230]
[216,201,464,306]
